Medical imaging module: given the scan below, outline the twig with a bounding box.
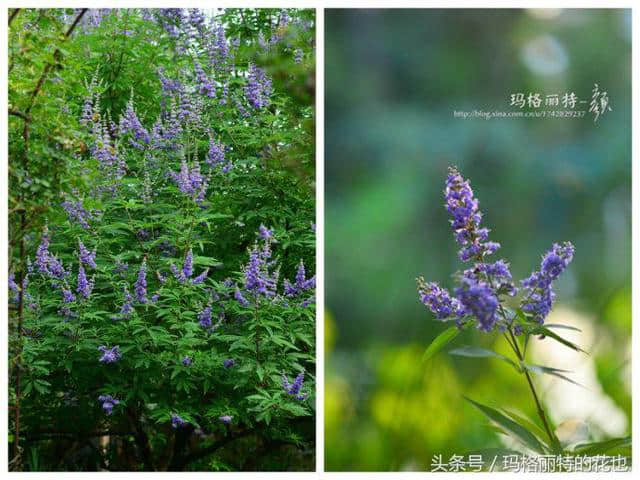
[126,406,155,471]
[23,8,87,125]
[8,109,30,122]
[171,429,256,470]
[24,430,134,441]
[11,212,26,470]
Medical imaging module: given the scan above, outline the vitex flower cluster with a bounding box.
[282,371,308,401]
[417,167,574,332]
[98,394,120,415]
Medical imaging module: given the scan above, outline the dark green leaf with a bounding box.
[464,396,547,453]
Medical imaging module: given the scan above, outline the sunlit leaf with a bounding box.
[532,326,587,354]
[450,346,517,369]
[573,436,631,456]
[421,326,460,363]
[522,363,585,388]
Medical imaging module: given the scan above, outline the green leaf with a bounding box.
[545,323,582,332]
[449,346,517,369]
[573,436,631,456]
[421,326,460,363]
[533,326,587,353]
[194,256,223,267]
[464,396,547,454]
[499,408,549,443]
[522,363,584,388]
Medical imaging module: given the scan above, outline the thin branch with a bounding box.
[507,326,559,448]
[9,109,30,122]
[10,213,26,470]
[24,430,134,441]
[24,8,87,117]
[127,406,155,471]
[173,429,257,469]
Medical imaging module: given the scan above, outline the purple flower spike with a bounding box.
[61,196,93,230]
[520,242,574,324]
[9,273,19,294]
[219,415,233,425]
[62,288,76,304]
[417,167,575,333]
[192,268,209,285]
[234,287,249,307]
[98,345,121,364]
[416,278,464,320]
[245,64,273,109]
[119,96,150,149]
[170,263,186,283]
[183,250,193,278]
[284,260,315,297]
[258,224,273,240]
[77,264,94,299]
[135,260,148,303]
[283,371,307,400]
[78,240,97,269]
[455,277,499,332]
[171,413,188,428]
[169,160,208,205]
[98,394,120,415]
[206,137,225,167]
[118,287,134,318]
[198,306,212,328]
[445,167,498,262]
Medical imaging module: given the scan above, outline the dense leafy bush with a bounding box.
[9,8,315,471]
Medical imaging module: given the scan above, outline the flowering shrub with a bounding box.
[9,8,315,471]
[417,167,629,461]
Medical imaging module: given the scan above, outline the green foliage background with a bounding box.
[325,9,631,471]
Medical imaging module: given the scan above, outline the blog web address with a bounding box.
[453,109,587,119]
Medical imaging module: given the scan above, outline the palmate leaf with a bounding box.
[449,346,518,370]
[464,396,548,454]
[573,436,631,456]
[421,325,460,363]
[522,363,585,388]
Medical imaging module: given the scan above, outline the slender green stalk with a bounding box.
[505,325,559,450]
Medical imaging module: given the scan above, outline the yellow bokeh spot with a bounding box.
[325,309,336,355]
[325,376,353,433]
[369,345,463,450]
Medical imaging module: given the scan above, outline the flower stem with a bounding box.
[506,326,559,450]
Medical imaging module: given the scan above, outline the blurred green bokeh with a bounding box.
[324,9,631,471]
